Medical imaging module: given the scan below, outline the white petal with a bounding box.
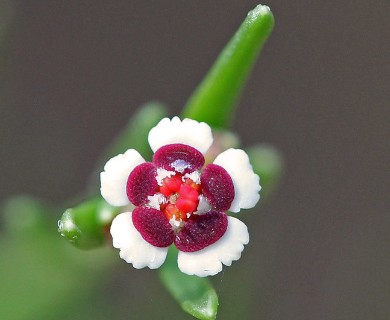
[148,117,213,154]
[100,149,145,206]
[110,212,168,269]
[213,148,261,212]
[177,217,249,277]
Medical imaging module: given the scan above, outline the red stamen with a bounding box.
[184,178,201,192]
[176,198,198,213]
[164,203,187,221]
[179,184,199,202]
[160,174,182,197]
[159,174,201,224]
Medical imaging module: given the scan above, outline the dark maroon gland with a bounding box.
[153,143,205,174]
[132,207,175,247]
[201,164,235,211]
[174,211,228,252]
[127,162,158,206]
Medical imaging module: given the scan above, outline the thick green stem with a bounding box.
[182,5,274,128]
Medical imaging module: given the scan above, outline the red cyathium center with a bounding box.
[159,174,201,222]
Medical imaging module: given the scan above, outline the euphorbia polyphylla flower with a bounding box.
[101,117,261,277]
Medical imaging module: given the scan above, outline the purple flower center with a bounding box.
[126,143,235,252]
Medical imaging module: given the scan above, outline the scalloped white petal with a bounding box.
[148,117,213,154]
[177,216,249,277]
[100,149,145,206]
[213,148,261,212]
[111,212,168,269]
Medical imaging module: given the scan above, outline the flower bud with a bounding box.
[58,198,119,249]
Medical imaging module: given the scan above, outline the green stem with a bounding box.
[182,5,274,128]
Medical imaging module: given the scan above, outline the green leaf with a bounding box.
[246,144,284,199]
[159,247,219,320]
[58,197,119,249]
[182,5,274,128]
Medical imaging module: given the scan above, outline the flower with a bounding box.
[100,117,261,277]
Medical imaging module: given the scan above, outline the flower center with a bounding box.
[159,174,201,222]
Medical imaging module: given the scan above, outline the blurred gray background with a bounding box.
[1,1,389,319]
